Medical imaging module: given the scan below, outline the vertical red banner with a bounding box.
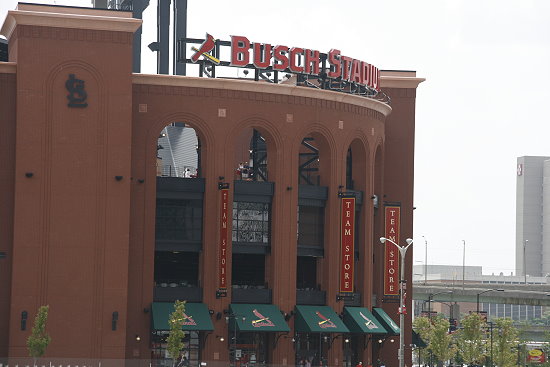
[384,205,400,295]
[218,188,229,290]
[340,197,355,293]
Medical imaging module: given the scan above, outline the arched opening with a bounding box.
[156,123,201,178]
[234,128,269,181]
[371,143,384,364]
[298,135,320,186]
[151,121,205,367]
[295,132,332,365]
[230,126,275,365]
[342,138,369,367]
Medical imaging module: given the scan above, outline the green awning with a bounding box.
[294,305,350,333]
[229,304,290,332]
[372,307,400,335]
[342,307,388,334]
[152,302,214,331]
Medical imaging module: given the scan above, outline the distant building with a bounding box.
[516,156,550,278]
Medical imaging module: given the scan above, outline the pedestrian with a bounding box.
[356,361,363,367]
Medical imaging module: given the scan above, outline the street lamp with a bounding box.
[422,235,428,285]
[380,236,413,367]
[462,240,466,290]
[476,289,504,313]
[523,240,529,284]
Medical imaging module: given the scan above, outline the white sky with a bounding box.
[2,0,550,276]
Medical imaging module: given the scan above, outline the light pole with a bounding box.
[523,240,529,284]
[380,236,413,367]
[462,240,466,290]
[422,235,428,285]
[476,289,504,313]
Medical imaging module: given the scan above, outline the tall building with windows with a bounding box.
[516,156,550,277]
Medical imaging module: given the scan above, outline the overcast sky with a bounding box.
[2,1,550,276]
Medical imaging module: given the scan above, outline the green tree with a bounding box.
[413,317,431,366]
[430,317,456,366]
[166,300,186,367]
[456,312,486,366]
[492,318,519,367]
[27,305,51,365]
[413,316,456,366]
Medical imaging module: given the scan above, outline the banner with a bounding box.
[340,197,355,293]
[384,205,400,295]
[218,188,229,290]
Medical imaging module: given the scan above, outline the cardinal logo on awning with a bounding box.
[191,33,220,65]
[180,312,197,326]
[316,311,336,329]
[251,309,274,328]
[359,312,379,330]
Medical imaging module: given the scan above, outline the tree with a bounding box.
[27,305,51,365]
[166,300,186,367]
[456,312,486,366]
[429,317,456,366]
[413,316,431,366]
[492,318,519,367]
[413,316,456,366]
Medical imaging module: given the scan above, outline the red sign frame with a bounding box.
[218,188,229,290]
[340,197,355,293]
[384,205,400,295]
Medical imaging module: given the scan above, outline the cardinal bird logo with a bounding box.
[191,33,220,64]
[180,312,197,326]
[359,312,379,330]
[251,309,275,328]
[315,311,336,329]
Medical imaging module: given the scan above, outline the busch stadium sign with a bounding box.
[179,33,387,101]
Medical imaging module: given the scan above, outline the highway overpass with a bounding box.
[413,283,550,306]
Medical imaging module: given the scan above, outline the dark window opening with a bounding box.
[297,256,317,290]
[154,251,199,287]
[151,330,200,367]
[297,205,325,248]
[232,254,266,288]
[295,333,327,367]
[299,137,320,186]
[249,129,268,182]
[346,148,353,189]
[233,333,268,365]
[232,202,270,245]
[155,198,203,242]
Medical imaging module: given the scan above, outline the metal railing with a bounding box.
[156,165,197,178]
